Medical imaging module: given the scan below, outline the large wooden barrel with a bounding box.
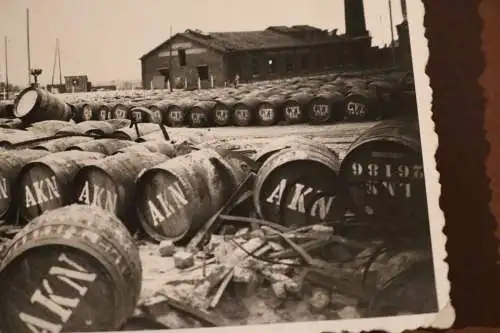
[0,130,48,149]
[253,146,341,227]
[213,98,237,126]
[282,92,314,124]
[96,103,113,121]
[307,91,345,124]
[57,120,115,136]
[112,103,134,120]
[111,123,160,141]
[255,96,285,126]
[13,87,73,124]
[189,101,216,128]
[0,204,142,332]
[344,88,381,121]
[367,80,405,118]
[17,151,105,221]
[115,140,176,157]
[253,136,338,164]
[166,103,189,127]
[0,149,51,219]
[233,98,261,126]
[26,120,72,136]
[75,102,99,122]
[32,136,94,152]
[73,152,169,232]
[135,148,249,242]
[130,106,155,123]
[338,119,426,222]
[148,102,170,125]
[66,138,136,155]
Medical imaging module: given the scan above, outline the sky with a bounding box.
[0,0,404,87]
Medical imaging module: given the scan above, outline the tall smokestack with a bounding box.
[400,0,407,20]
[344,0,368,37]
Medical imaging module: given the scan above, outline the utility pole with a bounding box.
[4,36,8,94]
[168,25,173,92]
[26,8,32,85]
[57,39,63,85]
[388,0,397,66]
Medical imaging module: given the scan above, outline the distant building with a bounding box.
[139,25,372,90]
[64,75,90,93]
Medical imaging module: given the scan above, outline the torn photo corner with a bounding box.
[0,0,453,332]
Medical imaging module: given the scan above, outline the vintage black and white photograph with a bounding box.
[0,0,451,332]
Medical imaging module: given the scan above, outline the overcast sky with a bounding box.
[0,0,404,86]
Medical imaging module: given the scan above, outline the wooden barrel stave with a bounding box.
[17,151,105,221]
[253,146,341,227]
[57,121,116,136]
[338,119,425,223]
[32,136,94,152]
[26,120,72,136]
[115,140,176,157]
[13,87,73,124]
[0,204,142,332]
[66,138,136,155]
[74,152,169,231]
[135,148,248,242]
[0,130,48,149]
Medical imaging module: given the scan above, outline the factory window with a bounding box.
[251,57,259,76]
[178,48,186,66]
[197,65,209,80]
[301,54,309,70]
[285,56,293,73]
[268,58,276,74]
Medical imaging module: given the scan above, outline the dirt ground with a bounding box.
[137,121,380,327]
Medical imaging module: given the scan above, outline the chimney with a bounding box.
[344,0,368,37]
[400,0,407,20]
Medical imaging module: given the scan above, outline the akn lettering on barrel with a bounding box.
[78,181,118,213]
[24,176,61,208]
[285,106,301,120]
[259,108,274,121]
[147,181,189,226]
[18,253,98,333]
[346,102,366,117]
[312,104,329,118]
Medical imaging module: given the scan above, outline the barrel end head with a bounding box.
[14,89,39,118]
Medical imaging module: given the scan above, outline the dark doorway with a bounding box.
[197,65,209,80]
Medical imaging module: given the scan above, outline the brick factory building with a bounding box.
[139,25,372,90]
[64,75,91,93]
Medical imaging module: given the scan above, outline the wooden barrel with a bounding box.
[0,149,51,219]
[105,118,132,130]
[26,120,73,136]
[282,92,314,124]
[233,98,261,126]
[57,120,115,136]
[111,123,160,141]
[66,138,136,155]
[112,103,134,120]
[307,91,345,124]
[367,80,404,118]
[32,136,94,152]
[0,130,48,149]
[253,136,338,164]
[130,106,155,123]
[253,146,341,227]
[213,98,237,126]
[74,152,169,232]
[17,151,105,221]
[13,87,73,124]
[0,101,14,118]
[189,101,216,128]
[0,118,24,129]
[344,88,381,121]
[148,102,170,125]
[338,119,426,222]
[166,103,188,127]
[135,148,249,242]
[97,103,113,121]
[0,204,142,332]
[75,102,99,122]
[255,96,285,126]
[115,140,176,157]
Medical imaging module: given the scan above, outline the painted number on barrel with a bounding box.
[312,104,329,118]
[152,111,162,124]
[24,176,61,208]
[83,107,93,120]
[169,110,183,122]
[258,108,274,122]
[78,181,118,213]
[99,110,111,120]
[19,253,97,333]
[191,113,205,124]
[285,106,301,120]
[265,178,334,220]
[115,108,127,119]
[147,182,189,227]
[346,102,366,117]
[215,109,229,122]
[235,108,250,121]
[350,162,424,198]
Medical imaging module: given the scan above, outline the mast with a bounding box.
[57,39,63,85]
[388,0,397,66]
[26,8,32,85]
[168,25,173,92]
[4,36,8,94]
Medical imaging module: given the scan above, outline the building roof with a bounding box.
[139,25,344,60]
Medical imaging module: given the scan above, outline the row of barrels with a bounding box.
[0,118,426,333]
[5,72,416,127]
[0,118,427,240]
